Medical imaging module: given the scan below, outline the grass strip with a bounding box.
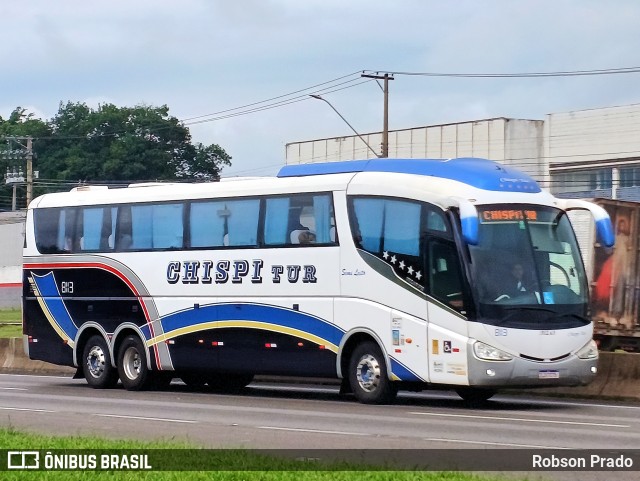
[0,427,510,481]
[0,309,21,338]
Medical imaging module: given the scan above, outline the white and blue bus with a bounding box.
[22,157,614,403]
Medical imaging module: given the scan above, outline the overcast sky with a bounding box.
[2,0,640,177]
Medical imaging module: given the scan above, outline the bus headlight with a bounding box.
[473,341,513,361]
[577,340,599,360]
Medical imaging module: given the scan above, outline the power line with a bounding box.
[181,71,362,122]
[183,79,373,126]
[0,74,370,142]
[6,66,640,144]
[373,66,640,78]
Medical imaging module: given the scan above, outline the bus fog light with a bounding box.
[577,340,599,360]
[473,341,512,361]
[591,366,597,374]
[486,369,496,377]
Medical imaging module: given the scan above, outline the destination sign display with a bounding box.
[480,210,538,222]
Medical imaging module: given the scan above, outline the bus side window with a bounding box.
[115,207,133,250]
[34,208,61,254]
[191,199,259,248]
[264,197,291,245]
[102,207,117,250]
[264,194,336,247]
[429,240,464,310]
[225,200,259,247]
[80,207,108,251]
[57,208,78,253]
[426,209,448,233]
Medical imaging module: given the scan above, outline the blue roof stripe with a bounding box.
[277,157,541,193]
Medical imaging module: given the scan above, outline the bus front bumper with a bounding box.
[466,352,598,388]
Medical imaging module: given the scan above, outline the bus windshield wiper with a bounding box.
[503,306,557,314]
[493,306,557,326]
[548,312,590,324]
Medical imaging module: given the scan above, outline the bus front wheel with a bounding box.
[455,387,496,404]
[117,335,151,391]
[348,341,398,404]
[82,335,118,389]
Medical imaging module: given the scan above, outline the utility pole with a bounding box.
[361,72,394,158]
[26,137,33,206]
[1,136,36,209]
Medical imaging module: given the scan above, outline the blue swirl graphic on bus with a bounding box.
[29,272,79,344]
[389,358,423,382]
[155,303,345,350]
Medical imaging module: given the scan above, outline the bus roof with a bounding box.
[278,157,542,194]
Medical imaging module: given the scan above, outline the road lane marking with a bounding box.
[0,407,55,413]
[258,426,369,436]
[0,374,73,380]
[507,398,640,411]
[409,412,629,428]
[0,388,28,391]
[94,414,196,424]
[425,438,569,449]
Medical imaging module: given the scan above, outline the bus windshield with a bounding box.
[468,205,589,328]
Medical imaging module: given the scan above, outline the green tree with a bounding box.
[176,142,232,180]
[0,102,232,210]
[40,102,231,182]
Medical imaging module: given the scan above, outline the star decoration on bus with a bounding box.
[381,251,422,284]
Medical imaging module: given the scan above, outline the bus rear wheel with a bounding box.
[117,335,151,391]
[82,335,118,389]
[455,387,496,404]
[349,341,397,404]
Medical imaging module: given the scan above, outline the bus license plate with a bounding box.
[538,370,560,379]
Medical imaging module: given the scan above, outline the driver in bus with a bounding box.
[504,263,532,298]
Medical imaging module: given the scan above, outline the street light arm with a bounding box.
[309,95,380,158]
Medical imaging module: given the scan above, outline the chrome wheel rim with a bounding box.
[355,354,380,392]
[86,345,106,379]
[122,346,142,381]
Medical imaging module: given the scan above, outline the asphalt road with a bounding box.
[1,373,639,479]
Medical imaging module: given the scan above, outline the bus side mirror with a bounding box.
[461,216,479,246]
[595,217,615,248]
[451,198,479,246]
[557,199,615,248]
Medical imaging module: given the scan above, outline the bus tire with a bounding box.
[455,387,496,404]
[117,335,151,391]
[207,373,254,392]
[348,341,397,404]
[82,335,119,389]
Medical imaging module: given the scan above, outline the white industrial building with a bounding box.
[0,211,25,308]
[286,103,640,201]
[286,117,548,185]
